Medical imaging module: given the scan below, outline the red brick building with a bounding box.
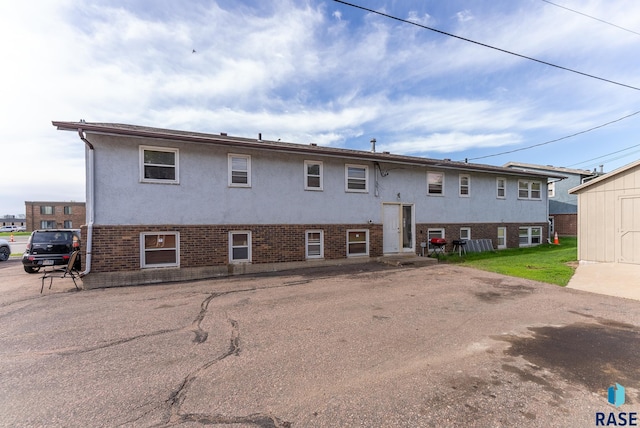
[25,201,86,232]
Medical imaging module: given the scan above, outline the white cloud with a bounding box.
[2,0,640,215]
[406,10,431,25]
[455,10,474,23]
[380,132,521,155]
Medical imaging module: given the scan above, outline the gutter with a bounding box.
[77,128,94,277]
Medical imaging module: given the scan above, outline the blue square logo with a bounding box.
[608,383,625,408]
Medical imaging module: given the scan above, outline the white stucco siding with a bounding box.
[87,133,548,226]
[411,172,547,224]
[90,135,381,225]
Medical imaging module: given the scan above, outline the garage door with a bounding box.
[620,196,640,264]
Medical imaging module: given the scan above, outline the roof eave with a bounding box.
[53,121,564,179]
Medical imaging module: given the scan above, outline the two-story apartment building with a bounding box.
[53,121,562,288]
[504,162,598,236]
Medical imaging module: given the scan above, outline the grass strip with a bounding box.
[443,237,577,286]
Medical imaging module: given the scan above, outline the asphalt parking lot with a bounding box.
[1,259,639,427]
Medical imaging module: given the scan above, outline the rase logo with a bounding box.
[596,383,637,426]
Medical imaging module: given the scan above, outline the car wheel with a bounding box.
[0,246,9,261]
[24,266,40,274]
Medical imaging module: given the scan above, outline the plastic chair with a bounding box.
[41,251,80,293]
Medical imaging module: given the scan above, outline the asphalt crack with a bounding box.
[162,285,300,427]
[165,317,253,425]
[174,412,291,427]
[191,292,226,343]
[35,329,178,357]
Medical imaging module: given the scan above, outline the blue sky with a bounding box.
[3,0,640,216]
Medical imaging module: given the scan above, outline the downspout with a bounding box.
[77,129,94,277]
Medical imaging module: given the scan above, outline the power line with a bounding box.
[541,0,640,37]
[566,143,640,168]
[576,148,640,171]
[466,109,640,161]
[333,0,640,91]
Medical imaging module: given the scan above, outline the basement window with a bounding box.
[229,231,252,263]
[347,230,369,256]
[306,230,324,259]
[519,227,542,247]
[141,232,179,268]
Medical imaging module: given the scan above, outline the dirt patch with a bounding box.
[475,283,535,303]
[499,320,640,398]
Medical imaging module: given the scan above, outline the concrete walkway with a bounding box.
[567,262,640,301]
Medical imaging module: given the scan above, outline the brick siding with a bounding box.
[81,224,383,274]
[415,222,549,253]
[80,221,547,275]
[551,214,577,236]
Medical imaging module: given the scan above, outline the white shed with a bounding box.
[569,159,640,264]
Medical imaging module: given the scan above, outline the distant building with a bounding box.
[504,162,600,236]
[25,201,86,231]
[0,215,26,229]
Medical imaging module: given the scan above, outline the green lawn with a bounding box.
[446,237,578,286]
[0,232,29,237]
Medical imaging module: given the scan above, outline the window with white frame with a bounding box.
[228,154,251,187]
[427,172,444,195]
[548,181,556,198]
[497,227,507,249]
[141,232,179,268]
[531,181,541,199]
[459,174,470,197]
[345,164,368,192]
[496,178,506,199]
[140,146,179,184]
[304,161,323,191]
[518,180,541,200]
[460,227,471,240]
[427,228,445,251]
[549,217,555,235]
[229,231,251,263]
[519,227,542,247]
[347,230,369,256]
[305,230,324,259]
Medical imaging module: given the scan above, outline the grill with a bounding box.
[452,239,467,256]
[429,238,446,257]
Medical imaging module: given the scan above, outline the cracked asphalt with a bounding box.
[1,258,639,427]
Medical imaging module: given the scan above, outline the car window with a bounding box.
[32,232,72,243]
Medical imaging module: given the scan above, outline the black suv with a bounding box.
[22,229,81,273]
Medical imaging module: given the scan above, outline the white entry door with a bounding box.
[383,204,414,254]
[383,204,400,254]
